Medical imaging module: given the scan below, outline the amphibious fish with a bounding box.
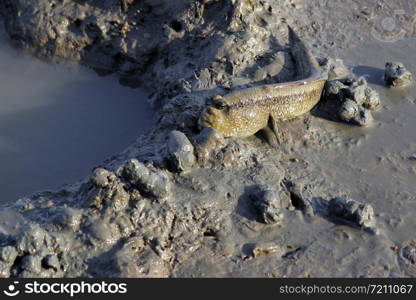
[198,26,327,141]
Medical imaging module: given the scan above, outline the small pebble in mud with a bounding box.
[252,243,285,258]
[357,76,367,86]
[21,255,42,274]
[348,84,367,106]
[347,84,380,110]
[88,219,120,245]
[325,80,348,95]
[250,185,284,224]
[328,81,378,126]
[353,107,373,126]
[384,62,413,87]
[0,262,11,278]
[324,58,351,80]
[362,87,381,110]
[328,197,377,233]
[16,224,50,255]
[322,58,380,127]
[167,130,196,172]
[193,127,225,163]
[122,159,171,199]
[0,246,17,264]
[52,207,81,231]
[91,168,115,188]
[338,99,359,122]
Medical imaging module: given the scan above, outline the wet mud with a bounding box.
[0,0,415,278]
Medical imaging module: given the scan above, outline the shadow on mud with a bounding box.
[352,65,385,86]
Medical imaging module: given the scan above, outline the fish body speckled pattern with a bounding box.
[199,26,327,137]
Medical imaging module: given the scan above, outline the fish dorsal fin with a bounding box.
[287,25,323,81]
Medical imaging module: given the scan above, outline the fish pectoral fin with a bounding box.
[258,118,279,148]
[268,115,279,136]
[258,126,279,148]
[264,115,283,148]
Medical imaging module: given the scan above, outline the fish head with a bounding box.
[198,95,236,136]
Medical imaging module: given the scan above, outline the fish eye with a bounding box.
[214,101,227,110]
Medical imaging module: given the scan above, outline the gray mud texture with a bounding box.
[1,0,416,277]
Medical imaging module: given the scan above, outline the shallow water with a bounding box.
[0,33,154,204]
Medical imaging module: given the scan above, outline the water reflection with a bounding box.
[0,31,154,203]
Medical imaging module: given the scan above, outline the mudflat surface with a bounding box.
[0,0,415,278]
[325,38,416,244]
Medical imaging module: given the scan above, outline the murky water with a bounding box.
[0,32,154,204]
